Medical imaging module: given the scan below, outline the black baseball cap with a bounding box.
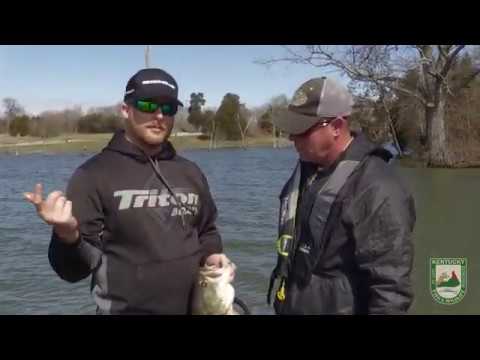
[124,68,184,106]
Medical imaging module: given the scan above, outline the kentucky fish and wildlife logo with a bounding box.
[430,258,467,305]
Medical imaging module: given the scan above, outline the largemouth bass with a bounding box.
[192,260,238,315]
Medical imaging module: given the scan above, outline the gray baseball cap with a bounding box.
[274,77,354,135]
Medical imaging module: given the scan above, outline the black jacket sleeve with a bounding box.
[196,172,223,265]
[350,175,416,314]
[48,167,104,283]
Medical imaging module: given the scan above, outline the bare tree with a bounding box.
[2,97,25,135]
[208,115,217,151]
[235,106,256,150]
[37,110,66,138]
[172,106,195,133]
[63,106,84,134]
[248,104,271,140]
[2,97,25,118]
[378,86,403,156]
[270,95,289,148]
[87,103,122,116]
[257,45,480,167]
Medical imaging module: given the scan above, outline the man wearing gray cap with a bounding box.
[268,77,415,315]
[25,68,230,314]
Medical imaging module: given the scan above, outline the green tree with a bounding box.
[214,93,242,140]
[203,110,218,150]
[203,110,216,134]
[9,115,30,136]
[258,110,273,133]
[187,93,207,131]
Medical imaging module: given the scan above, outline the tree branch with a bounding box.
[376,80,427,106]
[437,45,448,61]
[258,45,430,107]
[415,45,435,99]
[441,45,465,77]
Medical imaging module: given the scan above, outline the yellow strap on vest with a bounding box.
[276,280,286,302]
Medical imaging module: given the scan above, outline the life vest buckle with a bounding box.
[276,234,292,257]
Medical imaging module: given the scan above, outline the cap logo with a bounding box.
[125,89,135,95]
[291,89,308,106]
[142,79,176,90]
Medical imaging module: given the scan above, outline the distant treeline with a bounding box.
[0,103,124,137]
[0,93,284,141]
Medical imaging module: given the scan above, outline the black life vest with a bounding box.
[267,159,361,305]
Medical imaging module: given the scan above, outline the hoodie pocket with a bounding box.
[113,205,202,263]
[106,254,201,314]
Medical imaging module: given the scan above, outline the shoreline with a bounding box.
[2,133,479,169]
[0,133,292,155]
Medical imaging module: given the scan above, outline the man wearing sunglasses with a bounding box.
[268,76,415,315]
[25,68,228,314]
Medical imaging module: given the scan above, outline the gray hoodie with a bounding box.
[48,130,223,314]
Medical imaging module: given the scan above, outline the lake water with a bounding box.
[1,146,479,314]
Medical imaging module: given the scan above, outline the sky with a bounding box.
[0,45,344,116]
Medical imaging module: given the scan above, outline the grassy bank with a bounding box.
[0,133,112,155]
[0,133,291,155]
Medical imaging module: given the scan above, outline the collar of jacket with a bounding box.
[103,129,177,163]
[343,131,393,163]
[299,131,393,186]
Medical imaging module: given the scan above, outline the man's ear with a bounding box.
[121,102,130,119]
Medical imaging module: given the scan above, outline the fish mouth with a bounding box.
[199,269,224,278]
[199,266,235,283]
[198,261,236,286]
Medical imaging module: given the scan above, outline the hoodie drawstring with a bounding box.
[128,142,196,228]
[147,157,187,227]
